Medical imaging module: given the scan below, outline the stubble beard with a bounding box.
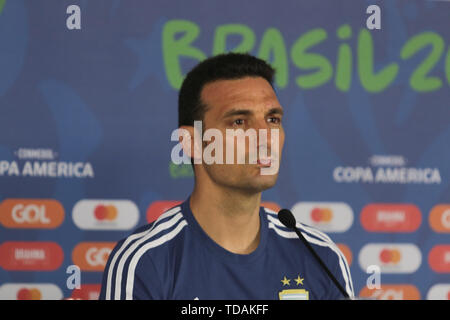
[203,163,279,196]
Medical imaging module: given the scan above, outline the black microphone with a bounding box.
[278,209,350,299]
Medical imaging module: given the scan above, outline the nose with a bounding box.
[252,119,272,149]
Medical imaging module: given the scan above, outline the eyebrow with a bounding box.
[267,107,284,116]
[222,107,284,119]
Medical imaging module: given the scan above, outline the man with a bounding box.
[99,53,354,300]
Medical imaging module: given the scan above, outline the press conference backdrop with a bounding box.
[0,0,449,300]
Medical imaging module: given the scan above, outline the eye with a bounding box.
[233,119,245,126]
[268,117,281,124]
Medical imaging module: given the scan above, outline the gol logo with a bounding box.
[94,205,118,221]
[0,199,64,229]
[359,285,420,300]
[310,207,333,223]
[70,284,101,300]
[0,242,64,271]
[17,288,42,300]
[428,245,450,273]
[146,201,182,223]
[72,242,116,271]
[429,205,450,233]
[360,204,421,232]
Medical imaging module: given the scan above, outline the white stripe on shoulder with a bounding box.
[268,221,354,298]
[105,206,181,300]
[114,211,185,299]
[297,222,354,295]
[297,221,333,243]
[266,214,324,242]
[125,219,188,299]
[265,208,331,242]
[301,229,354,298]
[263,207,278,215]
[268,221,297,238]
[265,210,353,296]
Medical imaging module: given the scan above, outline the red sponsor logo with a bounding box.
[428,245,450,273]
[146,201,182,223]
[359,285,420,300]
[71,284,101,300]
[0,242,63,271]
[360,204,421,232]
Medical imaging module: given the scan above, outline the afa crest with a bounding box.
[278,275,309,300]
[278,289,309,300]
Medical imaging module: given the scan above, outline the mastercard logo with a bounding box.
[94,205,118,221]
[0,283,63,300]
[429,205,450,233]
[359,243,421,273]
[379,248,402,264]
[310,207,333,223]
[72,199,139,230]
[17,288,42,300]
[359,284,421,300]
[0,242,64,271]
[0,199,64,229]
[291,202,353,233]
[72,242,116,271]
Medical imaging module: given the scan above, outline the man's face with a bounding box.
[198,76,285,194]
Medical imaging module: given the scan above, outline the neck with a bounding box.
[189,177,262,255]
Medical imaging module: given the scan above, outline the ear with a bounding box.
[179,125,202,163]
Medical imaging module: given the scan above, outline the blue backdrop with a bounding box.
[0,0,449,300]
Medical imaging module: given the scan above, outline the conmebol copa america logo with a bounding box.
[72,199,139,230]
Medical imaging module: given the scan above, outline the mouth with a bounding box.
[257,158,272,167]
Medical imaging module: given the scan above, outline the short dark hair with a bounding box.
[178,52,275,127]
